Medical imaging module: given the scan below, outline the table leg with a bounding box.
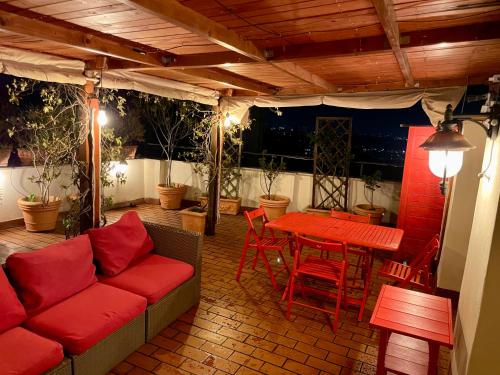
[428,342,439,375]
[376,329,389,375]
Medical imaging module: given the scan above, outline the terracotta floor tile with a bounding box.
[0,204,453,375]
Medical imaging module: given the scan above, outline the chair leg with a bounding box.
[278,250,290,274]
[259,250,279,290]
[236,243,250,282]
[333,283,343,332]
[286,274,296,320]
[352,253,363,285]
[251,251,259,270]
[358,259,373,321]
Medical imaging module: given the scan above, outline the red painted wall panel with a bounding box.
[397,127,445,260]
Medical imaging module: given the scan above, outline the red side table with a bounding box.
[370,285,453,375]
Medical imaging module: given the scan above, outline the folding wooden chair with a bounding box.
[235,207,290,290]
[286,235,348,332]
[330,210,373,321]
[378,234,440,293]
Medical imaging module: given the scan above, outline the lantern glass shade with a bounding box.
[97,109,108,126]
[428,150,463,178]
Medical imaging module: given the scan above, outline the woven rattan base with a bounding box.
[71,313,145,375]
[44,358,72,375]
[146,274,201,340]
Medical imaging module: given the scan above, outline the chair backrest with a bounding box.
[295,235,348,264]
[330,210,371,224]
[243,207,272,243]
[408,234,440,268]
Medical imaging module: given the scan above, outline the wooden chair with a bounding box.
[235,208,290,290]
[330,210,373,321]
[286,235,348,332]
[378,234,440,293]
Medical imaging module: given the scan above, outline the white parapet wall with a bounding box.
[0,158,401,224]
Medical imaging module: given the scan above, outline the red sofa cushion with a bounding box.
[100,254,194,304]
[6,235,97,315]
[0,268,27,334]
[87,211,154,276]
[25,282,147,355]
[0,327,64,375]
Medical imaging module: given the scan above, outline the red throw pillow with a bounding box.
[6,235,97,315]
[87,211,154,276]
[0,268,27,333]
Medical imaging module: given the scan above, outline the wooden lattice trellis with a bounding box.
[221,129,243,199]
[312,117,352,211]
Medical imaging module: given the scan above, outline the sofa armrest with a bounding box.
[143,222,202,276]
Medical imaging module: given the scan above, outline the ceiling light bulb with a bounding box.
[97,109,108,126]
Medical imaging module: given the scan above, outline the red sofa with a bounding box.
[1,211,202,375]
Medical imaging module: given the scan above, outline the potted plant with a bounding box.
[7,79,87,231]
[353,170,385,224]
[141,95,199,209]
[259,153,289,220]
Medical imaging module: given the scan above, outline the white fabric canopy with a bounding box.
[220,86,466,127]
[0,47,219,105]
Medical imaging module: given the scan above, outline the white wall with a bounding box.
[142,159,401,224]
[452,131,500,375]
[0,158,401,223]
[0,159,146,222]
[437,123,486,291]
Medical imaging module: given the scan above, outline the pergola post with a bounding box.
[79,81,101,232]
[205,106,223,235]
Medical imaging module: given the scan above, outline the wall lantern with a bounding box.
[224,112,238,128]
[420,103,498,194]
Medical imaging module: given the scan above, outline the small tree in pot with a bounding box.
[259,152,289,220]
[353,170,385,224]
[140,94,200,209]
[6,79,88,232]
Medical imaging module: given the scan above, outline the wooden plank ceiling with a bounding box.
[0,0,499,96]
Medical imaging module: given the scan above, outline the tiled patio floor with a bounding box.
[0,204,450,375]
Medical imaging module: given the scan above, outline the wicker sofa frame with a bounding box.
[45,358,72,375]
[144,222,203,340]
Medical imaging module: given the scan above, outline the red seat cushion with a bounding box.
[87,211,154,276]
[99,254,194,304]
[0,327,64,375]
[6,235,97,315]
[0,268,27,334]
[25,283,147,355]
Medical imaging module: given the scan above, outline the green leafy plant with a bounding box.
[6,79,88,206]
[362,170,382,209]
[140,94,202,187]
[259,152,286,200]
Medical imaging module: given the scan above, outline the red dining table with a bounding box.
[266,212,404,252]
[266,212,404,320]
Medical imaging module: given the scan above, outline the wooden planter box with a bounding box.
[199,196,241,216]
[180,207,207,234]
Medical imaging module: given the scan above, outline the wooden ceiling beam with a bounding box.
[177,68,277,95]
[0,8,164,66]
[0,6,276,95]
[371,0,415,87]
[119,0,336,92]
[101,21,500,72]
[119,0,266,61]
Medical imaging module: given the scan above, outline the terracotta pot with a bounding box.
[17,148,34,166]
[157,184,187,209]
[122,145,138,160]
[353,204,385,225]
[180,207,207,234]
[0,146,11,167]
[305,207,331,217]
[17,196,61,232]
[259,195,290,221]
[199,196,241,215]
